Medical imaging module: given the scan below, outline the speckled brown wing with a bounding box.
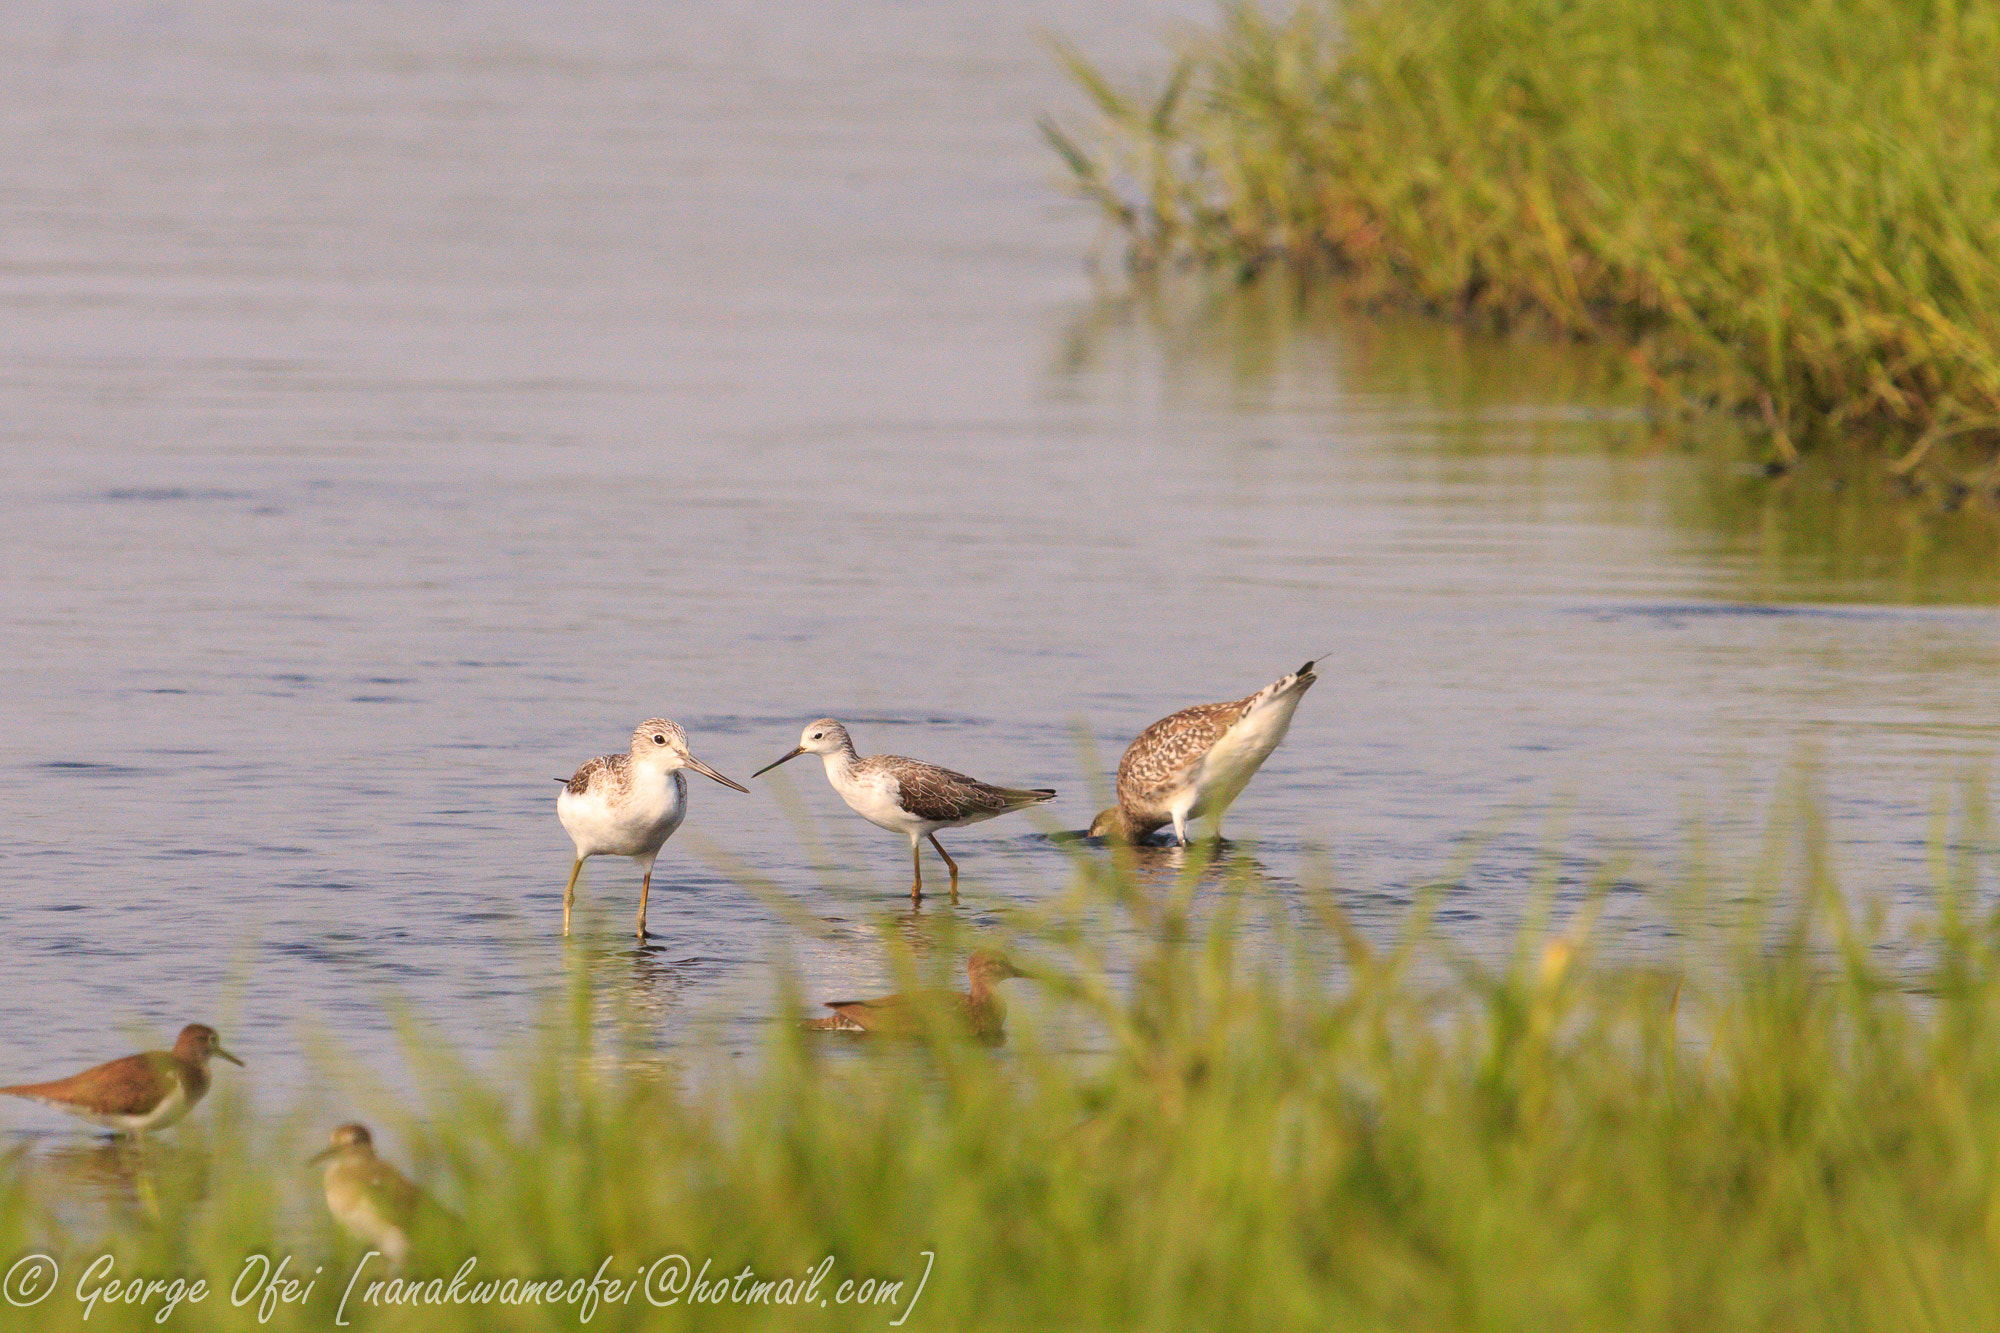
[1114,694,1257,815]
[0,1051,181,1117]
[563,753,628,797]
[884,759,1053,824]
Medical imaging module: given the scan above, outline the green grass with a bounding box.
[1042,0,2000,485]
[3,790,2000,1330]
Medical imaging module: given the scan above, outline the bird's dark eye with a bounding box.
[810,732,822,740]
[653,733,667,744]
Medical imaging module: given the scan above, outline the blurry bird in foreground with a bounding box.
[309,1123,460,1271]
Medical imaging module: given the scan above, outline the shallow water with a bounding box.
[0,0,1996,1151]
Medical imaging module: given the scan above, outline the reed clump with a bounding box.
[3,800,2000,1329]
[1043,0,2000,481]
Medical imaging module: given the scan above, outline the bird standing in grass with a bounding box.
[1089,659,1319,846]
[556,718,749,939]
[804,951,1025,1039]
[753,719,1054,904]
[0,1023,242,1136]
[309,1123,458,1272]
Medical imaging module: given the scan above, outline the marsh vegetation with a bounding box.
[6,790,2000,1330]
[1045,0,2000,491]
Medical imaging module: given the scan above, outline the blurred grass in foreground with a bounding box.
[2,788,1999,1330]
[1043,0,2000,489]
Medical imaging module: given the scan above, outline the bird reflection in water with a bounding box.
[17,1134,213,1230]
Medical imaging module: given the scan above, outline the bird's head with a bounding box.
[308,1122,375,1166]
[968,951,1026,984]
[753,718,852,777]
[633,718,749,792]
[176,1023,244,1068]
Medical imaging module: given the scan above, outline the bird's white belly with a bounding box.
[558,776,686,860]
[834,771,929,838]
[1185,692,1305,816]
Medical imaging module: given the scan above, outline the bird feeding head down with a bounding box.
[632,718,750,792]
[751,718,852,778]
[1086,806,1147,843]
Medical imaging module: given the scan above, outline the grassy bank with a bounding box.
[1043,0,2000,482]
[3,799,2000,1330]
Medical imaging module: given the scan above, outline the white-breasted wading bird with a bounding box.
[753,719,1054,904]
[556,718,748,939]
[1088,659,1318,846]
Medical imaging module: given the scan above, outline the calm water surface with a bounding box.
[1,1,1997,1145]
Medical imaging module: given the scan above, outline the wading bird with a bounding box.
[753,719,1054,904]
[0,1023,243,1135]
[556,718,748,939]
[804,951,1025,1040]
[1089,659,1318,846]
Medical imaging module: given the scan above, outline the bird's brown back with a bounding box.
[1114,694,1255,813]
[0,1050,185,1117]
[564,752,631,797]
[865,756,1054,824]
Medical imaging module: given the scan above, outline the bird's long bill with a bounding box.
[305,1144,340,1167]
[215,1044,245,1067]
[686,755,750,793]
[750,746,806,779]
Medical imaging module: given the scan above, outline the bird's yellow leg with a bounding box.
[636,869,652,940]
[928,834,960,904]
[562,857,585,937]
[910,841,923,905]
